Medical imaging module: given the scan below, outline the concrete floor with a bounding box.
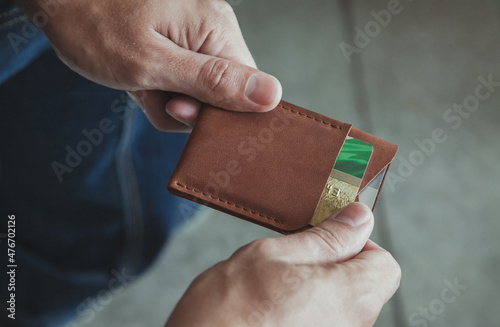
[71,1,500,326]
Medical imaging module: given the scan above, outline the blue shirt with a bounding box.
[0,0,51,84]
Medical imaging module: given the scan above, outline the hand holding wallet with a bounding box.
[168,101,398,234]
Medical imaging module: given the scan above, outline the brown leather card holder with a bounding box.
[168,100,398,234]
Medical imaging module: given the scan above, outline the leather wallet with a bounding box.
[168,100,398,234]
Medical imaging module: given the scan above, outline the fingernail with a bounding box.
[333,203,372,227]
[166,102,199,127]
[244,74,280,106]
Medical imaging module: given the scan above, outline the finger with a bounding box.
[275,203,374,265]
[338,240,402,305]
[148,41,282,113]
[203,37,257,69]
[157,0,256,68]
[196,11,257,68]
[316,240,401,327]
[127,90,192,132]
[166,96,203,127]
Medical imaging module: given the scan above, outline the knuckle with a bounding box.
[211,259,237,280]
[212,0,237,20]
[233,238,276,262]
[377,249,402,284]
[247,238,275,257]
[190,261,231,292]
[386,253,402,286]
[198,58,232,98]
[307,227,349,258]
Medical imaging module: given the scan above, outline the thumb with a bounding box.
[156,47,282,113]
[278,203,374,265]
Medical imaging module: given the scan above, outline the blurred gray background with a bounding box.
[71,0,500,326]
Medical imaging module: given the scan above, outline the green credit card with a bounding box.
[310,137,373,226]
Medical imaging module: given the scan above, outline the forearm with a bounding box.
[12,0,281,132]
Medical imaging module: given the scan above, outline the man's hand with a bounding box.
[166,203,401,327]
[15,0,282,131]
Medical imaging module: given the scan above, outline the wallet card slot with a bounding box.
[348,128,398,192]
